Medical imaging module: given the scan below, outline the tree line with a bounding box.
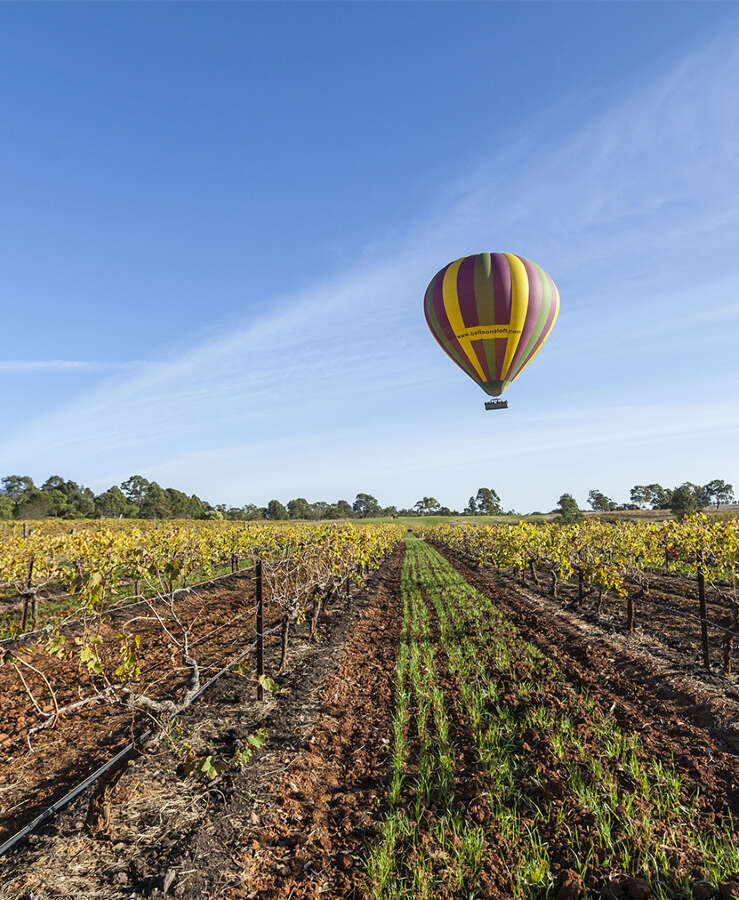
[546,480,734,523]
[0,477,502,521]
[0,474,733,522]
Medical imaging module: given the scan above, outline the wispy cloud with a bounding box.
[0,360,149,373]
[2,26,739,508]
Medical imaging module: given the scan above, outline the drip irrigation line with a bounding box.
[0,623,282,859]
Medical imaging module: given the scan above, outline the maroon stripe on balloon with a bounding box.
[494,338,508,378]
[507,256,542,376]
[515,269,558,375]
[492,254,512,379]
[456,255,479,328]
[470,338,491,381]
[431,264,481,383]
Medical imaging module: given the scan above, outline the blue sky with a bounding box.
[2,2,739,513]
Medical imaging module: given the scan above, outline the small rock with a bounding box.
[691,880,717,900]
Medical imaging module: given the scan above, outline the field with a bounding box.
[0,521,737,898]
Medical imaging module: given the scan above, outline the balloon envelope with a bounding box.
[424,252,559,397]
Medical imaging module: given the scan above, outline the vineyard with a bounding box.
[0,520,404,852]
[0,519,737,898]
[426,516,739,677]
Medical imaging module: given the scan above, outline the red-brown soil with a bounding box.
[0,570,279,842]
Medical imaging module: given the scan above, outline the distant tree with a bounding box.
[334,499,354,518]
[308,501,330,520]
[163,488,192,518]
[204,509,223,520]
[629,485,649,508]
[645,483,673,509]
[95,486,133,518]
[704,479,734,508]
[0,495,13,519]
[587,489,617,512]
[139,483,172,519]
[41,475,66,493]
[475,488,502,515]
[556,493,581,523]
[438,506,452,516]
[241,503,262,520]
[287,498,310,519]
[120,475,151,510]
[464,496,477,515]
[353,493,380,518]
[670,483,702,520]
[383,506,399,518]
[189,495,207,519]
[2,475,34,504]
[266,499,289,520]
[15,488,53,519]
[414,497,441,515]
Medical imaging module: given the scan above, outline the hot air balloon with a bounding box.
[424,252,559,410]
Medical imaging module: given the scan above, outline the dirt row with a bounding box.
[523,561,739,678]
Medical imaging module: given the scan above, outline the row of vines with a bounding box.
[0,521,404,844]
[426,515,739,673]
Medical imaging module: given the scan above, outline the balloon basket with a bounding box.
[484,400,508,411]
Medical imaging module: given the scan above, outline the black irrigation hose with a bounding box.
[0,623,282,859]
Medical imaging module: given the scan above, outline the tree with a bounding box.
[704,479,735,508]
[0,495,13,519]
[475,488,502,515]
[165,488,193,518]
[414,497,441,515]
[287,498,310,519]
[95,486,133,518]
[645,484,673,509]
[334,499,354,518]
[139,483,172,519]
[670,483,702,520]
[587,489,616,512]
[15,488,53,519]
[556,493,581,523]
[2,475,34,504]
[265,499,288,520]
[353,493,380,518]
[120,475,151,510]
[464,496,477,515]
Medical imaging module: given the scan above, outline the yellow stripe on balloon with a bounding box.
[516,284,560,379]
[500,253,529,379]
[442,257,486,381]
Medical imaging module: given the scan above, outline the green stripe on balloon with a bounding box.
[424,278,479,383]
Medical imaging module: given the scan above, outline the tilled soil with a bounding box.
[434,544,739,815]
[230,549,404,899]
[0,571,275,842]
[0,549,404,900]
[528,562,739,679]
